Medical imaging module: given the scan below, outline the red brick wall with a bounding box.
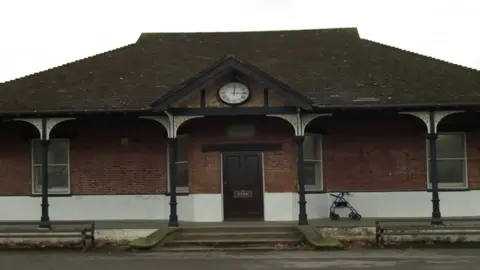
[186,117,296,193]
[68,118,167,194]
[1,115,479,196]
[0,117,297,195]
[322,117,427,191]
[467,132,480,189]
[0,119,168,195]
[0,122,33,195]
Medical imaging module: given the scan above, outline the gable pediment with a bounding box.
[172,72,294,109]
[151,56,312,113]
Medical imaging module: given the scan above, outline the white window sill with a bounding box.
[305,187,323,192]
[428,183,467,190]
[32,189,70,196]
[167,187,190,194]
[297,185,323,192]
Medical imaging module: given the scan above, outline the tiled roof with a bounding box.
[0,28,479,114]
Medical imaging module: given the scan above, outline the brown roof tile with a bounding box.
[0,27,479,114]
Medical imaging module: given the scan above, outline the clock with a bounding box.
[217,82,251,105]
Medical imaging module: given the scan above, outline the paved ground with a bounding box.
[1,249,480,269]
[3,217,479,229]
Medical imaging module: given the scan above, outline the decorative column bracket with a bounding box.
[13,118,75,140]
[399,111,461,133]
[267,112,331,226]
[399,110,462,226]
[141,112,203,228]
[12,117,74,229]
[140,116,170,135]
[267,113,332,136]
[141,113,203,138]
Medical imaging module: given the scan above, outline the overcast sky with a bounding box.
[0,0,479,83]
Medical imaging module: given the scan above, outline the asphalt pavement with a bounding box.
[1,249,479,269]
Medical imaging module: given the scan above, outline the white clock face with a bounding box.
[218,82,251,105]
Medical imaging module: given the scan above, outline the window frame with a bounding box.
[31,138,71,195]
[303,133,324,191]
[426,132,468,189]
[166,134,189,193]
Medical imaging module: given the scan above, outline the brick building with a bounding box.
[0,28,479,225]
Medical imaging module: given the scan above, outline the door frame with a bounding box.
[220,151,265,221]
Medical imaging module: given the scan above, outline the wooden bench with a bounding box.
[0,220,95,251]
[375,217,480,247]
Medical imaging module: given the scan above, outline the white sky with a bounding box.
[0,0,479,83]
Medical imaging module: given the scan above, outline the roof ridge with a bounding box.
[137,27,360,42]
[1,42,137,84]
[361,38,480,72]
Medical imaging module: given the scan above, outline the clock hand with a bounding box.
[233,84,236,95]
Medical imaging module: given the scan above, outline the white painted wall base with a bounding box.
[325,191,480,218]
[0,194,222,222]
[0,195,166,221]
[264,192,296,221]
[263,192,330,221]
[174,194,223,222]
[326,192,431,218]
[306,193,330,219]
[1,191,479,222]
[271,191,480,220]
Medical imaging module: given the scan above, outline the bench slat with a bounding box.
[382,226,480,231]
[377,218,480,224]
[0,221,95,252]
[0,228,93,233]
[0,233,85,238]
[381,225,433,230]
[384,231,480,236]
[0,221,94,226]
[376,218,480,247]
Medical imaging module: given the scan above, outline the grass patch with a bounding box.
[297,226,343,249]
[129,227,178,250]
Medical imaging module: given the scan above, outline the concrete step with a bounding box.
[178,225,297,233]
[172,230,300,241]
[157,245,312,252]
[158,225,303,250]
[163,237,302,247]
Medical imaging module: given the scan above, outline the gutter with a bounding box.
[1,102,479,118]
[311,102,480,111]
[0,107,153,117]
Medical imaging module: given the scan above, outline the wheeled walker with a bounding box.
[329,192,362,220]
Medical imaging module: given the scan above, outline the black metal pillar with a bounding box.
[428,111,442,225]
[295,135,308,225]
[39,118,51,229]
[168,137,179,227]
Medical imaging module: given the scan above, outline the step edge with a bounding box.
[179,226,297,230]
[178,231,299,236]
[165,238,302,243]
[156,247,310,252]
